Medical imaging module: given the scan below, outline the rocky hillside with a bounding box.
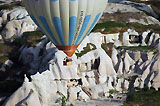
[2,29,160,106]
[0,0,160,106]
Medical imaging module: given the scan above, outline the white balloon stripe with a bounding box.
[72,0,87,44]
[77,0,107,44]
[74,0,95,45]
[50,0,65,45]
[79,13,102,44]
[39,0,61,45]
[36,0,58,45]
[69,0,78,45]
[25,0,57,45]
[59,0,70,45]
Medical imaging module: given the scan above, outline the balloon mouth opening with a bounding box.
[56,44,79,57]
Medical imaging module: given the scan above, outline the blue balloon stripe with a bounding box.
[30,15,46,35]
[75,15,91,45]
[30,16,41,29]
[69,16,77,45]
[39,16,58,45]
[53,17,65,45]
[51,0,57,2]
[79,13,101,44]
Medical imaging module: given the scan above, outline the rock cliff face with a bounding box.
[3,30,160,105]
[3,33,118,106]
[101,2,160,25]
[0,8,37,39]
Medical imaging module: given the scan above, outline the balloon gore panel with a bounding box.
[23,0,108,57]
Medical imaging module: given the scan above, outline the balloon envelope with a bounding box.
[23,0,107,57]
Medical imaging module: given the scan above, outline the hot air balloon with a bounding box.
[23,0,107,58]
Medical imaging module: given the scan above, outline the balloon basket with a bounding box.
[63,57,72,66]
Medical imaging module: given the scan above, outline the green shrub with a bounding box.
[92,21,160,34]
[23,31,43,37]
[23,31,44,46]
[117,45,157,52]
[123,88,160,106]
[75,43,96,58]
[92,21,126,32]
[61,96,66,106]
[127,22,160,32]
[0,56,8,63]
[70,104,74,106]
[109,89,118,94]
[13,37,26,45]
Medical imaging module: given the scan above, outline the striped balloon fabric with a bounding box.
[23,0,108,57]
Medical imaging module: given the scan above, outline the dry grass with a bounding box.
[0,44,12,54]
[0,44,12,64]
[23,31,44,46]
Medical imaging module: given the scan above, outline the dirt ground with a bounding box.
[72,99,123,106]
[53,98,125,106]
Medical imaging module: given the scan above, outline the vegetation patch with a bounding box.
[117,45,158,53]
[123,87,160,106]
[93,21,160,34]
[23,30,43,37]
[13,37,26,46]
[92,21,127,33]
[61,96,66,106]
[75,43,96,58]
[0,44,12,64]
[109,89,118,95]
[13,30,44,46]
[0,56,8,64]
[0,1,24,11]
[0,44,12,53]
[127,22,160,33]
[24,31,44,46]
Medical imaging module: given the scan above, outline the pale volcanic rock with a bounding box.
[98,48,116,76]
[3,30,160,105]
[8,8,28,21]
[4,77,41,106]
[105,3,141,13]
[0,8,37,39]
[0,17,3,30]
[124,52,135,73]
[123,32,130,46]
[111,47,118,66]
[151,53,160,90]
[1,16,37,39]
